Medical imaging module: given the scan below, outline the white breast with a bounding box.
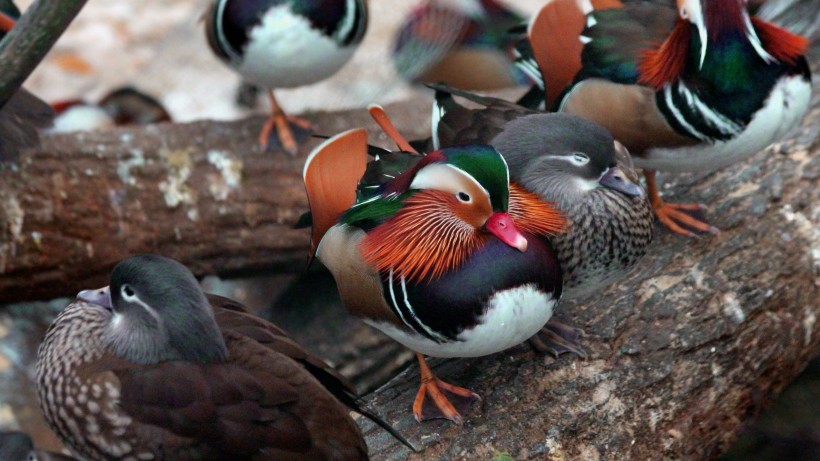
[237,5,357,88]
[366,284,557,358]
[637,75,812,173]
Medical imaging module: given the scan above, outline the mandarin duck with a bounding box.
[36,254,410,460]
[366,100,641,356]
[205,0,368,155]
[0,2,54,163]
[516,0,811,236]
[393,0,532,90]
[427,85,653,351]
[304,127,569,423]
[51,86,172,133]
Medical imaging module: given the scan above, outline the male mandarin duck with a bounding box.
[205,0,368,155]
[428,84,653,303]
[393,0,532,90]
[0,2,54,163]
[368,98,647,356]
[51,86,172,133]
[37,254,410,460]
[304,128,569,423]
[517,0,812,236]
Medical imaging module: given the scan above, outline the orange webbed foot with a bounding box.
[644,169,719,237]
[412,353,479,424]
[653,201,719,237]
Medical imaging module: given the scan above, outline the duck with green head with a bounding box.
[305,128,568,423]
[517,0,811,236]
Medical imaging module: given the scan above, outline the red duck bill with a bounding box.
[484,211,528,252]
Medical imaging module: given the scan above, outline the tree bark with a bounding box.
[0,100,431,303]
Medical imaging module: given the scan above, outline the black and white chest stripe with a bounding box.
[384,269,452,344]
[656,81,744,143]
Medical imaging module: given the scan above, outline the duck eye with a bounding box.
[680,7,688,19]
[571,153,590,165]
[457,192,471,203]
[121,285,135,299]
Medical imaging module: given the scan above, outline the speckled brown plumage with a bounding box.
[551,185,653,298]
[35,256,373,461]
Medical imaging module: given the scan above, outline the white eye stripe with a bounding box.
[542,154,590,166]
[120,286,163,325]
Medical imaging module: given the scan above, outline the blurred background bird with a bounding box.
[204,0,369,155]
[392,0,535,90]
[50,86,171,133]
[517,0,811,236]
[0,0,54,164]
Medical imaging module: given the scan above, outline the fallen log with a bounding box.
[0,81,818,461]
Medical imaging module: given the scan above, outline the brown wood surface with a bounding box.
[0,80,818,461]
[0,99,430,303]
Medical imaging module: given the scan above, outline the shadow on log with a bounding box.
[0,81,818,460]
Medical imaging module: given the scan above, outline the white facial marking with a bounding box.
[410,163,491,204]
[120,286,163,326]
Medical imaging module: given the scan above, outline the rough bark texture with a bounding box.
[0,100,431,303]
[0,85,818,461]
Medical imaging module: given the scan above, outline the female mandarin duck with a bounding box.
[205,0,368,155]
[304,128,568,423]
[37,254,410,460]
[518,0,811,236]
[392,0,531,90]
[0,2,54,163]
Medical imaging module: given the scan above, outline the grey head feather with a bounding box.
[104,254,227,365]
[492,113,624,208]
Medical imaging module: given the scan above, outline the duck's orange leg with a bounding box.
[412,353,479,424]
[645,169,719,237]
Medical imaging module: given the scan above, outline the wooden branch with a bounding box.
[356,102,820,459]
[0,76,818,461]
[0,0,89,107]
[0,99,431,303]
